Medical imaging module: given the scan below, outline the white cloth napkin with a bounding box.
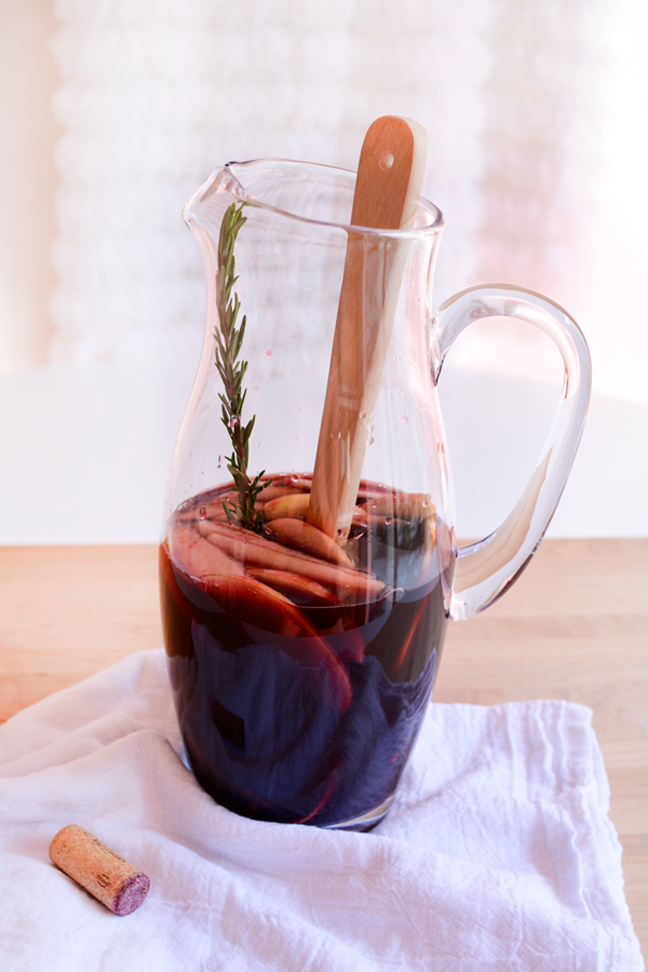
[0,649,642,972]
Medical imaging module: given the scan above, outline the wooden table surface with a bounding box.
[1,539,646,958]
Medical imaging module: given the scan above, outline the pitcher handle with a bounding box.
[430,284,592,621]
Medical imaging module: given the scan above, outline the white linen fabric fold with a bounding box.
[0,649,642,971]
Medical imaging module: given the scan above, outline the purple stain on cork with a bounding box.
[49,825,150,916]
[111,871,151,916]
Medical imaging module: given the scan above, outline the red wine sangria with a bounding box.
[160,474,452,830]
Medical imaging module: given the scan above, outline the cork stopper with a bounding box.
[49,825,150,916]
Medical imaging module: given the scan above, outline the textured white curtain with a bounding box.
[49,0,647,407]
[49,0,489,365]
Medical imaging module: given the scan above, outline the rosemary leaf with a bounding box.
[214,201,267,531]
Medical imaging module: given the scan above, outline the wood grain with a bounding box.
[0,545,162,717]
[349,115,427,232]
[0,539,645,958]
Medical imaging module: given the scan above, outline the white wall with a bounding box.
[1,359,645,544]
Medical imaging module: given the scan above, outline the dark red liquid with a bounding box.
[160,477,451,829]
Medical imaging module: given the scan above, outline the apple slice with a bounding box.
[247,567,338,606]
[262,493,311,522]
[256,484,305,504]
[170,522,246,580]
[359,491,435,522]
[196,520,384,598]
[201,573,352,712]
[264,518,355,567]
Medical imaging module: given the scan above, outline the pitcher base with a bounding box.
[321,794,396,832]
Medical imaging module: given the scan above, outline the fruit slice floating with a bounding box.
[170,522,246,579]
[247,568,337,606]
[264,518,355,567]
[262,493,311,522]
[359,491,435,522]
[196,520,384,599]
[200,573,352,713]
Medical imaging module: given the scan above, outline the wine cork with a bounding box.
[49,825,150,916]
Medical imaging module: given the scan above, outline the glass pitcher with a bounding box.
[160,159,591,831]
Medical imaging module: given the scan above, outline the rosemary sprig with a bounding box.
[215,201,267,531]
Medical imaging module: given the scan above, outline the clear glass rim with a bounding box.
[200,158,444,238]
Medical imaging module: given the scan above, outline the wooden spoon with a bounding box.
[307,116,427,540]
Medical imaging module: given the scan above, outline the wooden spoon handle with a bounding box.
[350,115,427,231]
[307,117,427,539]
